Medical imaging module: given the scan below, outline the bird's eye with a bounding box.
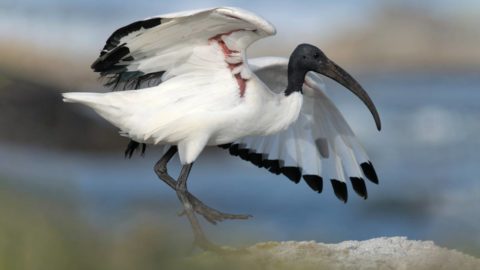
[314,53,320,59]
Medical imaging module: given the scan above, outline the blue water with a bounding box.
[1,72,479,252]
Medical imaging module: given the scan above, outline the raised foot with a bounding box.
[178,192,252,225]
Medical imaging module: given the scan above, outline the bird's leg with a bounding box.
[153,146,179,190]
[175,164,223,251]
[154,146,252,225]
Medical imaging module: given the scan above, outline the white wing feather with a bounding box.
[90,7,276,89]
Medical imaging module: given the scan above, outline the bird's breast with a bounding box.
[209,89,303,146]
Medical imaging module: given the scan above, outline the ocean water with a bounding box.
[1,72,479,253]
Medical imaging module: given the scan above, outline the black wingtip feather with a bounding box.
[350,177,368,199]
[218,144,232,149]
[361,162,379,184]
[303,175,323,193]
[220,144,304,182]
[281,167,302,183]
[267,160,283,175]
[238,148,251,160]
[92,44,130,72]
[250,153,264,168]
[100,18,162,56]
[331,179,348,203]
[229,144,240,156]
[220,144,265,168]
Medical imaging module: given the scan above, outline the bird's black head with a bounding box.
[286,43,382,131]
[288,44,328,75]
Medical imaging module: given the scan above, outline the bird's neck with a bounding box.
[285,64,308,96]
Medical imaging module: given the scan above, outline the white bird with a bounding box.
[63,7,381,251]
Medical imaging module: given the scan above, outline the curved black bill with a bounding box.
[317,59,382,131]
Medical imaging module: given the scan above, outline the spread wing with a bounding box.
[221,57,379,203]
[91,7,276,90]
[91,7,276,157]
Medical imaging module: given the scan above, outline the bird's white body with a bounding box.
[64,79,303,164]
[63,7,379,200]
[64,7,305,164]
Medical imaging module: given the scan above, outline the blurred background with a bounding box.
[1,0,479,268]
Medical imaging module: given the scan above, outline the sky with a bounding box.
[0,0,480,62]
[1,0,478,54]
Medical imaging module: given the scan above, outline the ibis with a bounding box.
[63,7,381,251]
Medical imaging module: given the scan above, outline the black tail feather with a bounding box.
[124,140,147,158]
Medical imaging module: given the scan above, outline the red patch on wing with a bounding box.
[209,31,248,97]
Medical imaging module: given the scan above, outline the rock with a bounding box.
[188,237,480,270]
